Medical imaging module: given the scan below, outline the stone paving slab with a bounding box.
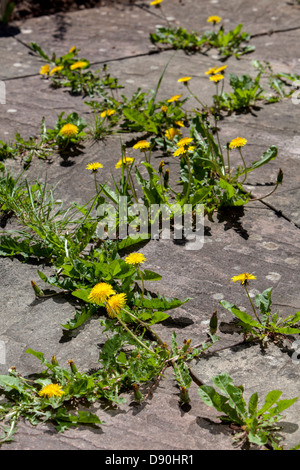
[1,200,300,450]
[0,35,42,80]
[6,3,157,76]
[1,0,300,451]
[145,0,300,36]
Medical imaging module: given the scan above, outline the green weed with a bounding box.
[198,372,298,449]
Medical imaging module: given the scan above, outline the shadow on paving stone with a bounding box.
[216,207,249,240]
[196,416,233,438]
[0,24,20,37]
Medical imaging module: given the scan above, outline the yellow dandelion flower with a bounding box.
[174,120,185,127]
[40,64,50,76]
[177,137,193,147]
[101,109,116,118]
[207,15,222,24]
[215,65,228,74]
[49,65,64,76]
[209,74,224,83]
[115,156,135,169]
[177,76,192,83]
[86,162,103,172]
[150,0,163,5]
[59,123,79,138]
[106,293,127,318]
[69,46,76,53]
[229,137,247,149]
[88,282,116,304]
[205,67,218,76]
[70,60,88,70]
[173,146,187,157]
[165,128,181,140]
[231,273,257,285]
[167,94,182,103]
[38,383,64,398]
[125,252,146,266]
[161,105,168,113]
[205,65,227,76]
[133,140,151,150]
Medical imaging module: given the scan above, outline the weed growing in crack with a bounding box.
[220,273,300,346]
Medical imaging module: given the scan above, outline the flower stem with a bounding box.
[238,148,248,183]
[186,84,206,109]
[183,153,192,205]
[226,146,231,182]
[122,307,165,346]
[125,164,138,203]
[106,304,154,354]
[136,267,145,310]
[244,283,261,323]
[214,115,225,174]
[159,5,171,28]
[94,171,98,194]
[248,182,280,202]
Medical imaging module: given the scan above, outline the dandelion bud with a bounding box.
[277,168,283,185]
[67,358,78,374]
[209,310,218,335]
[31,280,44,297]
[51,355,59,366]
[159,160,165,174]
[182,339,192,353]
[179,386,190,404]
[133,383,144,402]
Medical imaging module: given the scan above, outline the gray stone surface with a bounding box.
[1,0,300,451]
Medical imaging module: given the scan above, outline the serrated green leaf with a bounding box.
[72,289,92,303]
[219,179,236,199]
[220,300,261,328]
[138,269,162,281]
[248,392,259,417]
[30,42,50,61]
[243,146,277,174]
[139,310,170,324]
[117,235,150,251]
[275,397,299,414]
[135,296,190,311]
[25,348,46,364]
[61,306,95,330]
[257,390,282,415]
[198,384,229,412]
[0,375,24,393]
[255,287,272,315]
[248,429,268,446]
[212,373,247,420]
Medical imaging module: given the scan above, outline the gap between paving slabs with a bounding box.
[1,0,298,452]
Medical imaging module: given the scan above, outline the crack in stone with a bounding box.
[250,25,300,38]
